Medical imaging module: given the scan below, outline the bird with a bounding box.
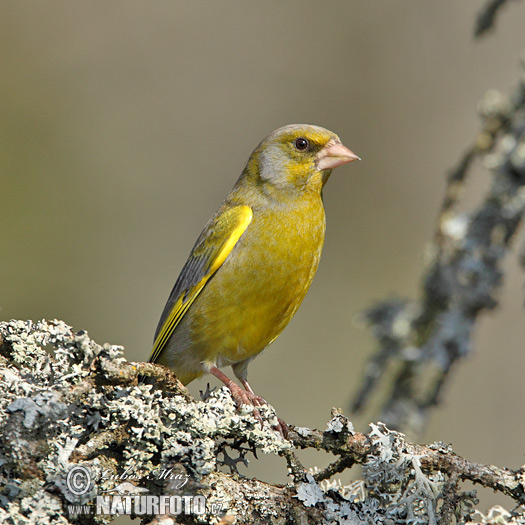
[149,124,359,432]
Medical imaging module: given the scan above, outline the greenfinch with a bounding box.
[150,124,359,427]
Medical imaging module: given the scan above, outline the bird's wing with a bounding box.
[149,204,253,363]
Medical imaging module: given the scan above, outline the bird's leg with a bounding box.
[209,367,264,427]
[210,367,288,438]
[240,379,289,439]
[239,379,266,406]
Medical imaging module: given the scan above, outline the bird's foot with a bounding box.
[209,366,288,438]
[230,385,288,438]
[274,417,289,439]
[226,381,265,428]
[244,392,266,407]
[240,380,288,438]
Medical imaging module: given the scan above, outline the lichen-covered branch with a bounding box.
[352,64,525,439]
[0,320,524,524]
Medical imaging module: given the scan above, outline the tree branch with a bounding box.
[475,0,514,37]
[1,320,524,523]
[352,65,525,440]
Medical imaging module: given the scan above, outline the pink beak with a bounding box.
[316,140,360,170]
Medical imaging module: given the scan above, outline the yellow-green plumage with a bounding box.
[150,124,358,391]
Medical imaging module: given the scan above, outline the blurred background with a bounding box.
[1,0,524,514]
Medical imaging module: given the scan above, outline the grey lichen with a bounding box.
[326,410,355,435]
[0,319,292,524]
[1,320,524,523]
[295,474,373,525]
[0,319,398,524]
[364,423,446,525]
[5,321,500,525]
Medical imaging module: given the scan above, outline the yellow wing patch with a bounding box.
[149,205,253,363]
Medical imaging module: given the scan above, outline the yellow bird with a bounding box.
[150,124,359,428]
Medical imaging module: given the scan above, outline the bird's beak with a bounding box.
[316,140,361,170]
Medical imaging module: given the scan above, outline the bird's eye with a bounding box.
[294,137,309,151]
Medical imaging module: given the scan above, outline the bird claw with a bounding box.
[250,394,267,407]
[274,417,289,439]
[226,383,265,427]
[226,382,288,439]
[227,382,262,407]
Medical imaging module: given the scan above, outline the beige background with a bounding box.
[2,1,525,514]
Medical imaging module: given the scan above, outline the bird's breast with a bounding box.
[189,195,326,362]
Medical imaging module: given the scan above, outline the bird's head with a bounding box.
[246,124,359,195]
